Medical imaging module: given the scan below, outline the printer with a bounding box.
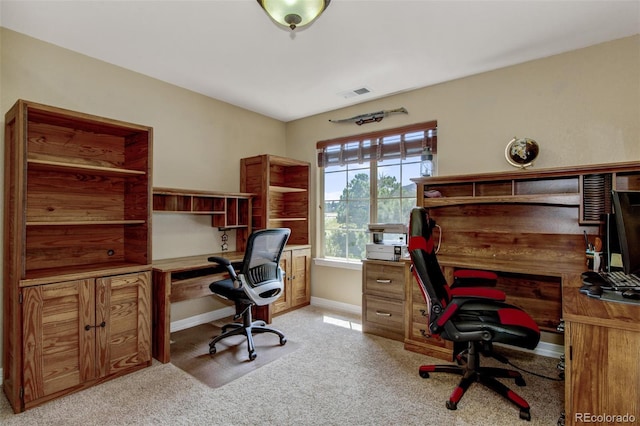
[365,223,408,261]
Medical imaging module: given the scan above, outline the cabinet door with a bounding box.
[565,321,640,421]
[96,271,152,377]
[272,251,292,314]
[290,248,311,307]
[22,279,95,403]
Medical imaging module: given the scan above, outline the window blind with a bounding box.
[316,121,437,167]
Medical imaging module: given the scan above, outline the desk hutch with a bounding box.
[3,100,153,413]
[413,162,640,424]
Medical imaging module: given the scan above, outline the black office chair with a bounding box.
[408,207,541,421]
[208,228,290,361]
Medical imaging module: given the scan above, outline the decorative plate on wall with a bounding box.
[505,137,539,168]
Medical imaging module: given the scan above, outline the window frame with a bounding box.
[317,121,437,262]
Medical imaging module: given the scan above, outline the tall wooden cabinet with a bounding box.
[3,100,153,412]
[240,154,311,315]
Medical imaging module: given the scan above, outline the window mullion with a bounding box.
[370,159,378,225]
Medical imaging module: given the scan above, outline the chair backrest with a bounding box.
[408,207,451,313]
[239,228,291,306]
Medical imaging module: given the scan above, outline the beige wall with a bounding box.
[286,35,640,309]
[1,27,639,367]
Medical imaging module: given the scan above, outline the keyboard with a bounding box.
[599,271,640,290]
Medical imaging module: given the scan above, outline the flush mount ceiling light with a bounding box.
[257,0,331,30]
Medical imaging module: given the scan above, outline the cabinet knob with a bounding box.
[85,321,106,331]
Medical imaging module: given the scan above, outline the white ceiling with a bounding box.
[2,1,639,122]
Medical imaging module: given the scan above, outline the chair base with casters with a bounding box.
[418,341,531,421]
[208,300,286,361]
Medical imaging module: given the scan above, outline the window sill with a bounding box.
[313,258,363,271]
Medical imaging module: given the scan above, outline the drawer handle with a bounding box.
[419,329,431,338]
[375,311,392,317]
[375,279,392,284]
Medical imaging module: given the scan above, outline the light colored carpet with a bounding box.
[0,306,564,425]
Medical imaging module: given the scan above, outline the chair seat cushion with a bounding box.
[449,302,541,350]
[209,278,251,303]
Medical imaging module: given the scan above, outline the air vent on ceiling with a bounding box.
[338,86,373,99]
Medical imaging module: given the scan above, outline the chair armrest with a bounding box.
[431,288,506,334]
[208,256,238,281]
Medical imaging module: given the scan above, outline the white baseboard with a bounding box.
[170,299,361,334]
[526,340,564,359]
[310,297,361,315]
[170,306,236,333]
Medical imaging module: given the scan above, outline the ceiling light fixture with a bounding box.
[257,0,331,30]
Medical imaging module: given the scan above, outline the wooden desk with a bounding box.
[151,246,309,363]
[152,251,244,363]
[404,254,584,360]
[562,274,640,425]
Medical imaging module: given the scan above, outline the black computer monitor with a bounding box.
[602,213,622,272]
[611,190,640,276]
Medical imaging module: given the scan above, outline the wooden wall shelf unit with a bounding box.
[240,154,310,247]
[3,100,153,413]
[152,187,253,230]
[240,154,311,317]
[407,161,640,360]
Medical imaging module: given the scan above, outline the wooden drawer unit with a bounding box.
[363,294,405,338]
[362,260,407,341]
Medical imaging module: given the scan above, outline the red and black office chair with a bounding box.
[408,207,540,421]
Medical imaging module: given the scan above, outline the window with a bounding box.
[318,121,437,261]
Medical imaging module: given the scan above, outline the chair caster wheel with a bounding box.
[446,400,457,410]
[280,337,287,346]
[515,376,526,386]
[419,370,430,379]
[209,346,217,355]
[520,409,531,421]
[249,351,257,361]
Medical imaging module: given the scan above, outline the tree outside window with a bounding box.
[323,158,420,260]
